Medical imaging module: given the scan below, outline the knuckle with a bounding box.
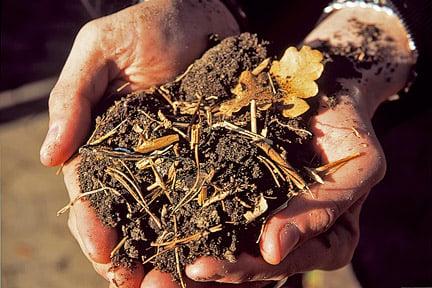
[78,19,100,39]
[308,203,340,234]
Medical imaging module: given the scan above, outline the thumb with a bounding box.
[40,21,111,166]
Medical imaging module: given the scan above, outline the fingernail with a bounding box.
[40,124,60,163]
[279,224,300,261]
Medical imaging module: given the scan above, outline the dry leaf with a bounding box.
[280,96,310,118]
[270,46,324,118]
[219,71,274,117]
[243,194,268,223]
[135,134,179,154]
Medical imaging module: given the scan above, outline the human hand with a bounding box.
[44,0,239,286]
[175,6,416,286]
[182,87,385,284]
[40,0,239,167]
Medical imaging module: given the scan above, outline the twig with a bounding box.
[149,159,173,204]
[252,58,271,75]
[57,187,119,216]
[88,120,127,146]
[142,248,171,265]
[212,121,272,144]
[158,87,177,112]
[174,63,194,82]
[250,100,257,134]
[269,118,312,136]
[171,169,214,215]
[314,152,363,175]
[110,236,128,258]
[116,82,130,92]
[107,167,162,229]
[267,73,277,95]
[151,225,222,249]
[255,141,307,190]
[173,216,186,288]
[257,155,281,187]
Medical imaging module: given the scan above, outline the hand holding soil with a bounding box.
[42,2,416,288]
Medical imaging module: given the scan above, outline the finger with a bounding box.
[69,211,145,287]
[64,156,118,263]
[142,269,269,288]
[260,95,385,264]
[40,19,112,166]
[187,196,363,283]
[91,261,145,288]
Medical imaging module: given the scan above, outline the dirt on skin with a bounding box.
[77,33,319,281]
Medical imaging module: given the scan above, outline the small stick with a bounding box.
[173,216,186,288]
[205,107,213,127]
[197,186,208,206]
[142,248,170,265]
[351,127,361,138]
[107,167,162,229]
[174,63,194,82]
[158,87,177,112]
[171,169,214,214]
[149,159,173,204]
[138,109,158,123]
[250,100,257,134]
[116,82,130,92]
[57,187,118,216]
[257,155,281,187]
[88,120,127,146]
[212,121,272,144]
[172,127,188,141]
[255,142,306,190]
[55,164,64,176]
[152,225,222,249]
[267,73,277,95]
[110,236,128,258]
[118,159,138,185]
[314,152,363,175]
[269,119,312,136]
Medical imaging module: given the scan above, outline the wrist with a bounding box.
[305,6,417,116]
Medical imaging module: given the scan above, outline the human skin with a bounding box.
[41,2,416,287]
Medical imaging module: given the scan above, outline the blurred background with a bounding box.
[1,0,430,288]
[1,1,107,287]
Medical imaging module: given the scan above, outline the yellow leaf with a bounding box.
[269,46,323,118]
[280,96,310,118]
[270,46,324,99]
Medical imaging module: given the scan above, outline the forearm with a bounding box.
[304,7,417,118]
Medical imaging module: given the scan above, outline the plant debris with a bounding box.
[58,33,361,284]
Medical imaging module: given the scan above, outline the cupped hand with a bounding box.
[40,0,239,167]
[180,5,416,285]
[182,88,386,284]
[46,0,239,286]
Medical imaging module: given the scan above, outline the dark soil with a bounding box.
[77,33,319,281]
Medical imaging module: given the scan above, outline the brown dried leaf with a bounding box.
[135,134,179,154]
[219,71,274,117]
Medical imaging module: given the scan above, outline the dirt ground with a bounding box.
[0,111,360,288]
